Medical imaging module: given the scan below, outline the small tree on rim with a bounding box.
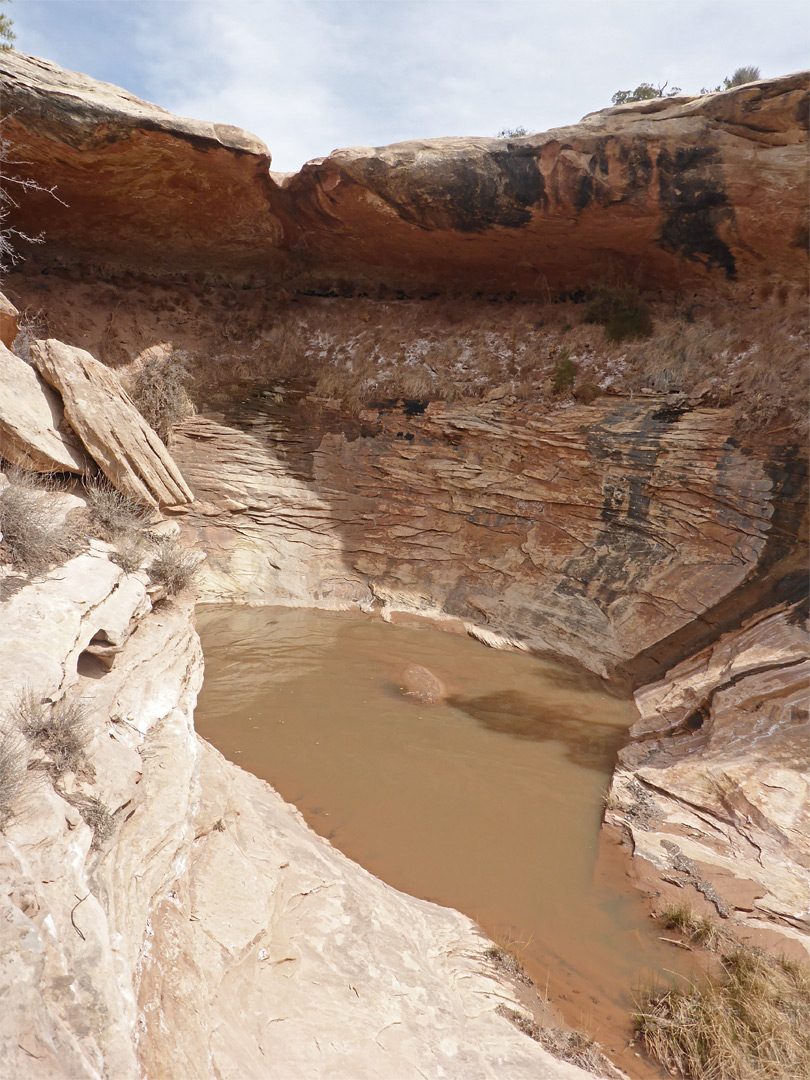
[0,0,15,51]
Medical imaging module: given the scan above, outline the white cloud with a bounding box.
[11,0,810,171]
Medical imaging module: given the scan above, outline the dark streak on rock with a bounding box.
[656,146,737,278]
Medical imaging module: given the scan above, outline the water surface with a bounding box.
[194,605,687,1071]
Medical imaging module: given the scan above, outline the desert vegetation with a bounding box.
[148,535,198,596]
[634,905,810,1080]
[21,274,808,442]
[0,724,27,827]
[0,465,78,577]
[17,688,91,777]
[126,348,195,443]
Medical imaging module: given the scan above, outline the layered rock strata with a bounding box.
[0,548,594,1079]
[30,338,193,506]
[0,340,89,472]
[1,51,807,295]
[171,391,794,679]
[605,602,810,956]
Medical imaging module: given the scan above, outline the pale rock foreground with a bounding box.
[0,340,89,474]
[0,553,593,1080]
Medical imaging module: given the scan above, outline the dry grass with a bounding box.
[19,691,91,777]
[110,530,147,573]
[497,1006,619,1078]
[0,466,77,576]
[83,475,153,539]
[10,308,48,363]
[127,349,195,442]
[0,726,28,828]
[148,536,198,596]
[16,276,808,438]
[658,903,721,948]
[71,793,116,850]
[635,945,810,1080]
[485,929,534,985]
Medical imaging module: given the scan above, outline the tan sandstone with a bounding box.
[30,338,193,507]
[605,602,810,955]
[0,340,89,473]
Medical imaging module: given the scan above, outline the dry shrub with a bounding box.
[497,1006,617,1077]
[110,531,147,573]
[0,467,77,576]
[84,475,153,539]
[148,537,198,596]
[128,349,195,441]
[20,692,91,777]
[0,727,28,828]
[658,903,720,948]
[551,348,577,395]
[485,929,533,985]
[72,793,115,850]
[635,946,810,1080]
[11,309,48,363]
[573,379,600,404]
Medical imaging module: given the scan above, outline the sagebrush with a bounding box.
[19,691,91,776]
[148,537,198,596]
[0,467,76,575]
[127,350,195,441]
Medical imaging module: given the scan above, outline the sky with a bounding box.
[7,0,810,172]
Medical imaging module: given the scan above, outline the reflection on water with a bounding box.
[449,689,628,770]
[194,605,691,1073]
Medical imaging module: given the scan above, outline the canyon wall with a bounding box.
[171,390,804,680]
[1,52,807,295]
[0,49,808,1077]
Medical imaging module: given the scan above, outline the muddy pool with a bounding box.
[194,605,689,1072]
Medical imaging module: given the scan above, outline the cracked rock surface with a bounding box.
[606,601,810,955]
[173,392,782,678]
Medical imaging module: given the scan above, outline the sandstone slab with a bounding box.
[606,603,810,954]
[30,338,193,506]
[0,291,18,348]
[0,340,88,473]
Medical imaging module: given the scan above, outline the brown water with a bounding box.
[194,605,689,1075]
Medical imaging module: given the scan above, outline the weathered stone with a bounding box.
[0,340,89,473]
[0,51,283,284]
[0,291,18,348]
[1,50,806,295]
[172,394,784,678]
[400,663,446,703]
[30,338,193,507]
[0,555,594,1080]
[605,603,810,955]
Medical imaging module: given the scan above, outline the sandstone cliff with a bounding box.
[606,602,809,959]
[0,50,807,1080]
[1,51,807,295]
